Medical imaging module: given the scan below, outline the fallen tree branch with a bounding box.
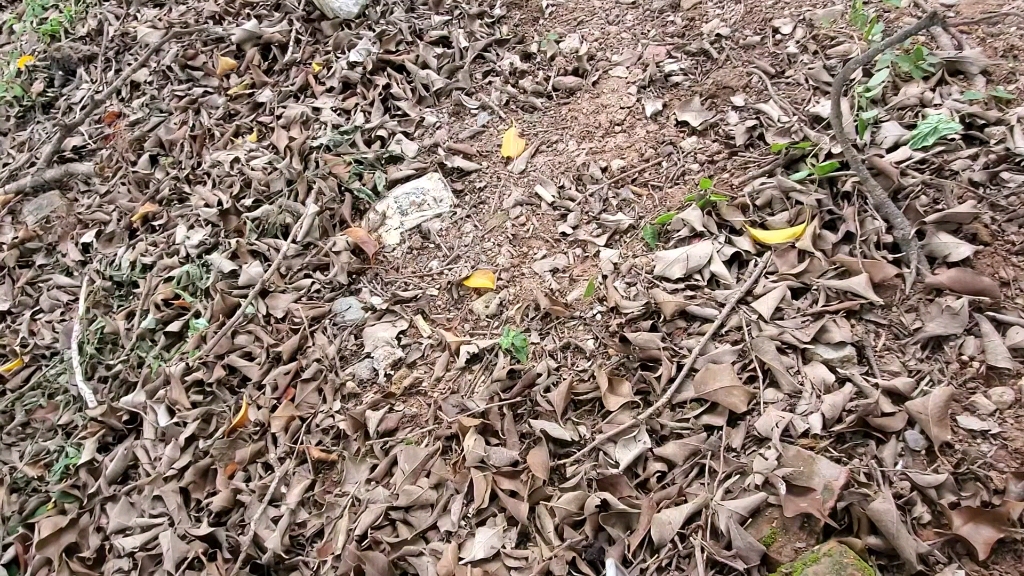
[950,12,1024,27]
[829,11,941,287]
[34,26,210,169]
[193,194,319,361]
[0,163,98,197]
[554,255,771,467]
[227,457,294,576]
[71,276,98,409]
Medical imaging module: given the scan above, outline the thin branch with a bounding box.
[227,457,294,576]
[34,26,211,169]
[605,156,669,187]
[193,195,319,361]
[0,163,98,197]
[829,11,941,287]
[71,276,98,409]
[950,12,1024,26]
[554,255,771,467]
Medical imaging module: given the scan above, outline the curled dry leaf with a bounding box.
[830,255,901,284]
[215,55,238,76]
[500,125,527,158]
[925,268,1001,300]
[652,240,715,279]
[130,202,161,223]
[692,363,754,414]
[911,297,969,343]
[597,368,636,411]
[904,386,954,447]
[819,273,883,303]
[650,493,710,548]
[224,397,250,436]
[673,96,715,128]
[463,269,497,290]
[921,230,979,262]
[304,446,339,462]
[342,227,379,259]
[865,491,930,573]
[652,432,707,465]
[974,313,1015,370]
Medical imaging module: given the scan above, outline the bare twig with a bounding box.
[984,312,1024,328]
[734,151,800,187]
[605,156,669,187]
[554,255,771,467]
[34,27,211,169]
[0,163,99,197]
[829,12,941,287]
[71,276,98,409]
[227,457,294,576]
[193,195,318,361]
[950,12,1024,26]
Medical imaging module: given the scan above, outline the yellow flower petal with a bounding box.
[463,269,497,290]
[16,55,35,70]
[246,129,259,143]
[501,126,526,158]
[1,357,24,374]
[746,220,808,245]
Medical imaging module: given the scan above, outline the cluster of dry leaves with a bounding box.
[3,0,1024,575]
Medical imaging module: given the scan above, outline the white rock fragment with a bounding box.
[968,393,998,415]
[314,0,367,19]
[988,386,1017,410]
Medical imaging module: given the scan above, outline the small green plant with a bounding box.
[7,0,80,42]
[853,67,890,137]
[583,277,597,299]
[850,0,883,41]
[963,87,1015,102]
[642,224,660,249]
[908,113,962,149]
[188,317,210,338]
[47,444,82,482]
[770,141,813,154]
[789,159,842,182]
[499,327,529,364]
[877,45,940,80]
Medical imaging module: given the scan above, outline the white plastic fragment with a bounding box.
[366,172,455,245]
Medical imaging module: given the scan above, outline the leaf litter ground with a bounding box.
[5,0,1024,575]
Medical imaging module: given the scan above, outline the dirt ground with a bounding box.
[5,0,1024,574]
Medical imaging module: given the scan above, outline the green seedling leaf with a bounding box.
[908,114,962,149]
[793,141,814,149]
[698,177,713,190]
[866,67,890,88]
[642,224,660,249]
[813,160,841,176]
[499,327,530,364]
[770,142,789,153]
[708,193,729,202]
[653,212,677,225]
[789,170,811,182]
[962,90,986,101]
[583,277,597,299]
[883,0,902,6]
[989,86,1015,100]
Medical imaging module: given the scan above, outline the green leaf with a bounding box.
[653,212,677,225]
[882,0,902,6]
[770,142,789,153]
[813,160,841,176]
[708,193,729,202]
[908,114,962,149]
[698,177,713,190]
[962,90,986,101]
[642,224,660,249]
[789,170,811,182]
[583,277,597,299]
[875,50,895,71]
[866,67,890,88]
[989,86,1015,100]
[792,141,814,149]
[499,327,529,364]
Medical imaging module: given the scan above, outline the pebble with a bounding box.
[331,296,367,324]
[904,429,929,452]
[804,342,858,369]
[353,358,376,383]
[969,393,999,415]
[553,76,585,92]
[989,386,1017,410]
[471,292,501,318]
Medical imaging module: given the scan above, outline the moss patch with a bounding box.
[759,526,780,549]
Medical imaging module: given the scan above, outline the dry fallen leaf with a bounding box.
[944,506,1012,560]
[975,313,1015,370]
[304,446,340,462]
[343,227,379,259]
[225,397,250,436]
[925,268,1001,300]
[130,202,161,223]
[746,221,807,245]
[904,386,954,447]
[652,241,715,279]
[911,297,969,343]
[0,357,25,374]
[650,493,710,548]
[865,491,930,572]
[215,54,238,76]
[463,269,497,290]
[692,363,753,413]
[500,125,527,158]
[819,273,883,303]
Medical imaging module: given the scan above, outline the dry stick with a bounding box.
[554,255,771,467]
[605,156,669,187]
[950,12,1024,26]
[829,11,941,289]
[34,27,210,169]
[0,163,98,197]
[227,457,295,576]
[194,196,318,362]
[71,276,98,409]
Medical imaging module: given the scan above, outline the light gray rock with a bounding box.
[807,5,844,25]
[332,296,367,324]
[969,393,999,416]
[804,342,857,369]
[988,386,1017,410]
[314,0,367,19]
[471,292,501,318]
[353,358,376,383]
[904,429,929,452]
[553,76,585,92]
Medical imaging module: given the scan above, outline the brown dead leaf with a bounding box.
[224,397,250,436]
[597,368,636,411]
[215,55,238,76]
[692,363,753,414]
[831,255,901,284]
[975,313,1015,370]
[527,441,550,480]
[343,227,379,259]
[652,432,707,465]
[865,491,930,572]
[819,273,883,303]
[130,202,161,224]
[925,268,1001,300]
[778,444,849,518]
[459,524,505,563]
[904,387,954,447]
[910,297,969,343]
[304,446,339,462]
[944,506,1013,559]
[650,493,710,548]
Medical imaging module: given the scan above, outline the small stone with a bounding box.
[471,292,501,318]
[904,429,929,452]
[353,358,376,383]
[331,296,367,324]
[314,0,368,19]
[804,343,857,369]
[558,33,582,54]
[969,393,999,415]
[806,5,844,25]
[773,541,875,576]
[988,386,1017,410]
[20,191,65,227]
[553,76,585,92]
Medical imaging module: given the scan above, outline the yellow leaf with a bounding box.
[312,62,324,74]
[226,80,251,95]
[130,202,160,223]
[746,220,808,245]
[216,55,238,76]
[246,129,259,143]
[501,126,526,158]
[463,269,497,290]
[225,397,250,436]
[1,357,24,374]
[16,55,35,70]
